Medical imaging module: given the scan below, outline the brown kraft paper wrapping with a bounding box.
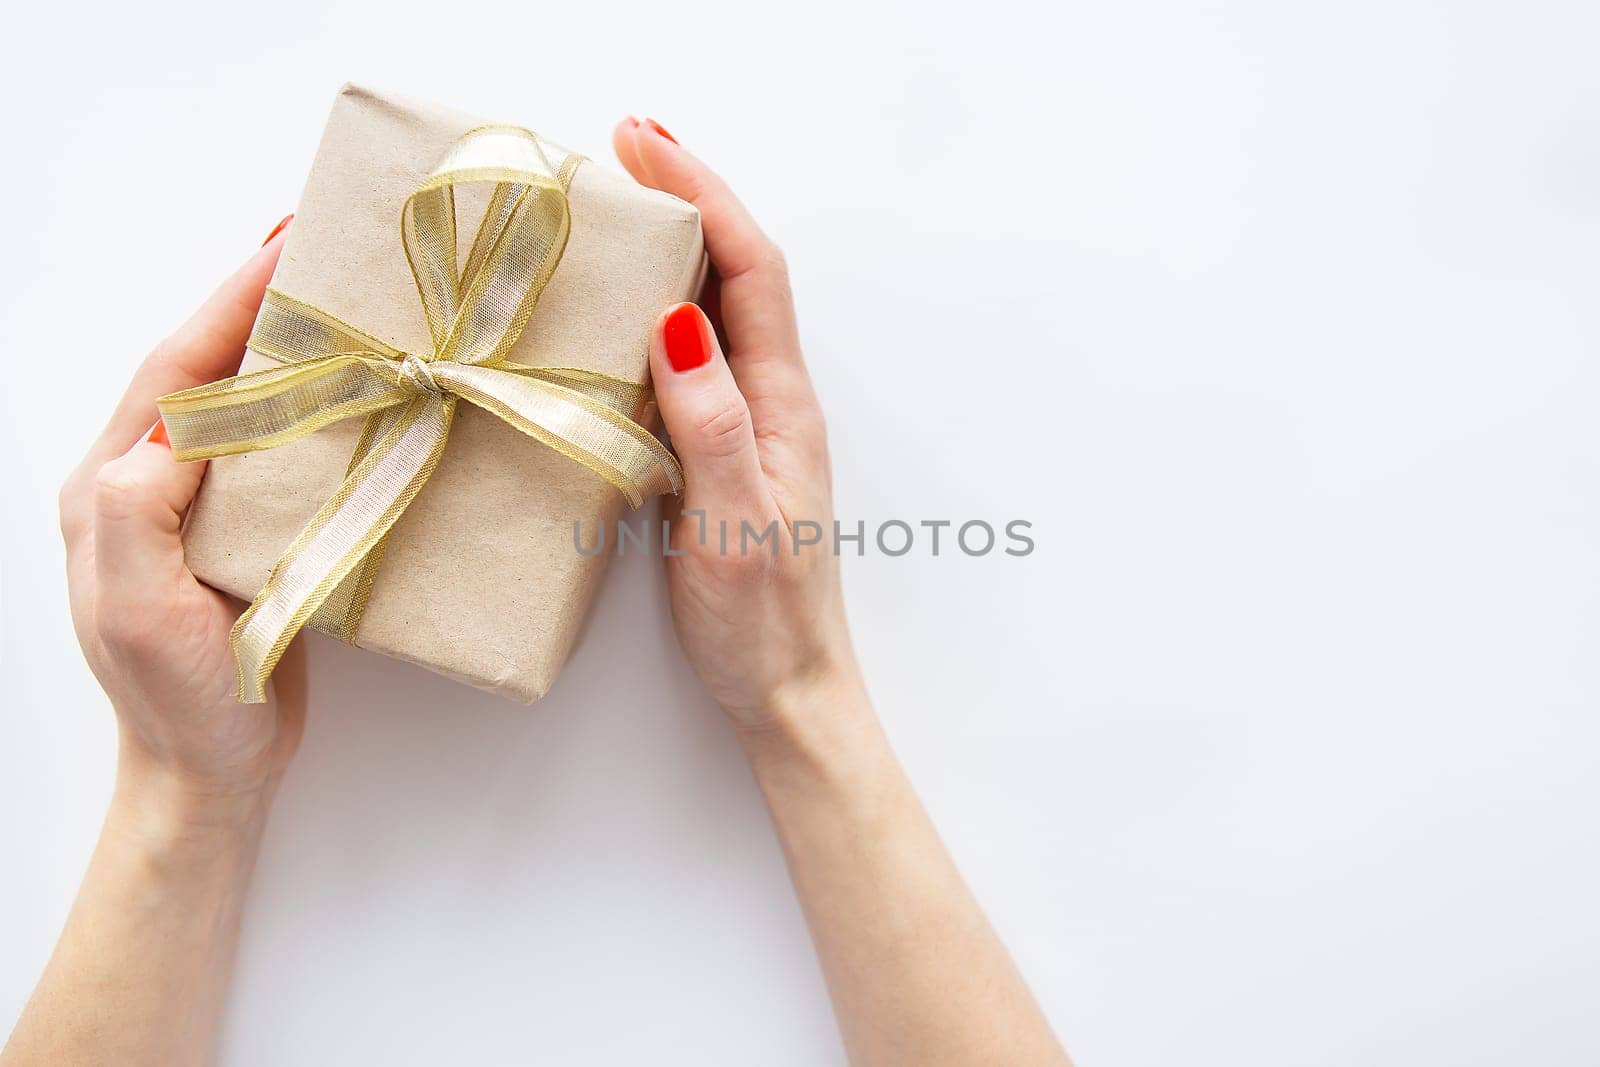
[181,84,705,702]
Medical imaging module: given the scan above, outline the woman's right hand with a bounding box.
[613,118,865,731]
[617,119,1070,1066]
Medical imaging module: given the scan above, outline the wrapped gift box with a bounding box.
[182,84,704,701]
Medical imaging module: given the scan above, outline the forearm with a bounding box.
[3,749,269,1066]
[739,677,1069,1067]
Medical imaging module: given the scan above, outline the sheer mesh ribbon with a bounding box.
[157,126,683,702]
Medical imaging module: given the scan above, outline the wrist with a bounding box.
[106,745,274,866]
[734,665,885,783]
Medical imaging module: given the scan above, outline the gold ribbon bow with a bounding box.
[158,126,683,702]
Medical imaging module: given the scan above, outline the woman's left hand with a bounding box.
[57,222,306,814]
[6,222,310,1066]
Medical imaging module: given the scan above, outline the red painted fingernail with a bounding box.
[147,419,170,447]
[644,118,678,145]
[262,213,293,246]
[662,303,711,372]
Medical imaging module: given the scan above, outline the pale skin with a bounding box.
[3,118,1069,1066]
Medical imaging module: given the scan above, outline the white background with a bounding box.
[3,1,1597,1063]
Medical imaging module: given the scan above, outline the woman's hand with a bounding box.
[57,222,306,815]
[614,120,1070,1066]
[6,221,311,1067]
[613,118,863,732]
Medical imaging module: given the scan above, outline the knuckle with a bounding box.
[683,517,779,585]
[92,458,150,519]
[760,242,792,290]
[677,168,712,206]
[722,542,777,585]
[685,539,731,578]
[94,614,157,662]
[94,599,158,658]
[58,471,88,543]
[144,333,183,373]
[691,402,752,459]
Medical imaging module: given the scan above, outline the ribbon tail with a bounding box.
[429,362,682,508]
[157,356,410,462]
[230,393,455,702]
[305,406,407,643]
[493,364,651,413]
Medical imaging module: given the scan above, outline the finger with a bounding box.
[619,120,771,280]
[650,302,775,518]
[611,116,645,181]
[62,221,288,549]
[611,120,724,332]
[92,434,209,627]
[90,220,289,470]
[622,120,804,373]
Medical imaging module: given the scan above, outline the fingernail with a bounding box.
[147,419,170,448]
[644,118,678,145]
[624,115,640,128]
[262,213,294,247]
[662,303,711,372]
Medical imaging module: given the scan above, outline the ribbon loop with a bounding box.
[157,125,682,702]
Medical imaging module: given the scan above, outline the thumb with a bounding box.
[650,303,774,517]
[93,424,208,627]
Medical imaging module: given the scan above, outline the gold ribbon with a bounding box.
[157,125,683,702]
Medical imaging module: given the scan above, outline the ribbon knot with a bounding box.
[157,125,684,703]
[396,352,441,394]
